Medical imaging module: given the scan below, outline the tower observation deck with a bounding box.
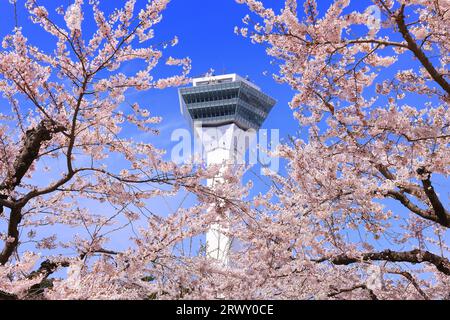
[179,74,275,131]
[178,74,275,264]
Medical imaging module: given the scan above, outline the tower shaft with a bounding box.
[195,123,250,264]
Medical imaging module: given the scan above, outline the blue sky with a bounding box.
[0,0,384,177]
[0,0,302,256]
[0,0,302,190]
[1,1,448,260]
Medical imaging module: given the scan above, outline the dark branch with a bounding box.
[315,249,450,276]
[376,163,450,228]
[0,289,17,300]
[386,190,450,227]
[0,120,65,265]
[0,120,66,193]
[27,259,70,280]
[417,167,449,227]
[395,5,450,96]
[0,206,23,265]
[388,270,429,300]
[327,284,378,300]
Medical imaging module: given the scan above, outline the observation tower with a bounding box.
[178,73,275,264]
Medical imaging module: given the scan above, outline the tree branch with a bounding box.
[387,270,429,300]
[0,120,65,265]
[327,284,378,300]
[375,163,449,227]
[417,167,449,227]
[386,190,450,227]
[0,289,17,300]
[395,5,450,95]
[315,249,450,276]
[27,259,70,280]
[0,206,23,265]
[0,120,66,193]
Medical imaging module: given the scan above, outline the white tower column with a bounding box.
[194,123,254,265]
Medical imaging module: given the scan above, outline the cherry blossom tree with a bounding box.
[232,0,450,299]
[2,0,449,301]
[0,0,230,300]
